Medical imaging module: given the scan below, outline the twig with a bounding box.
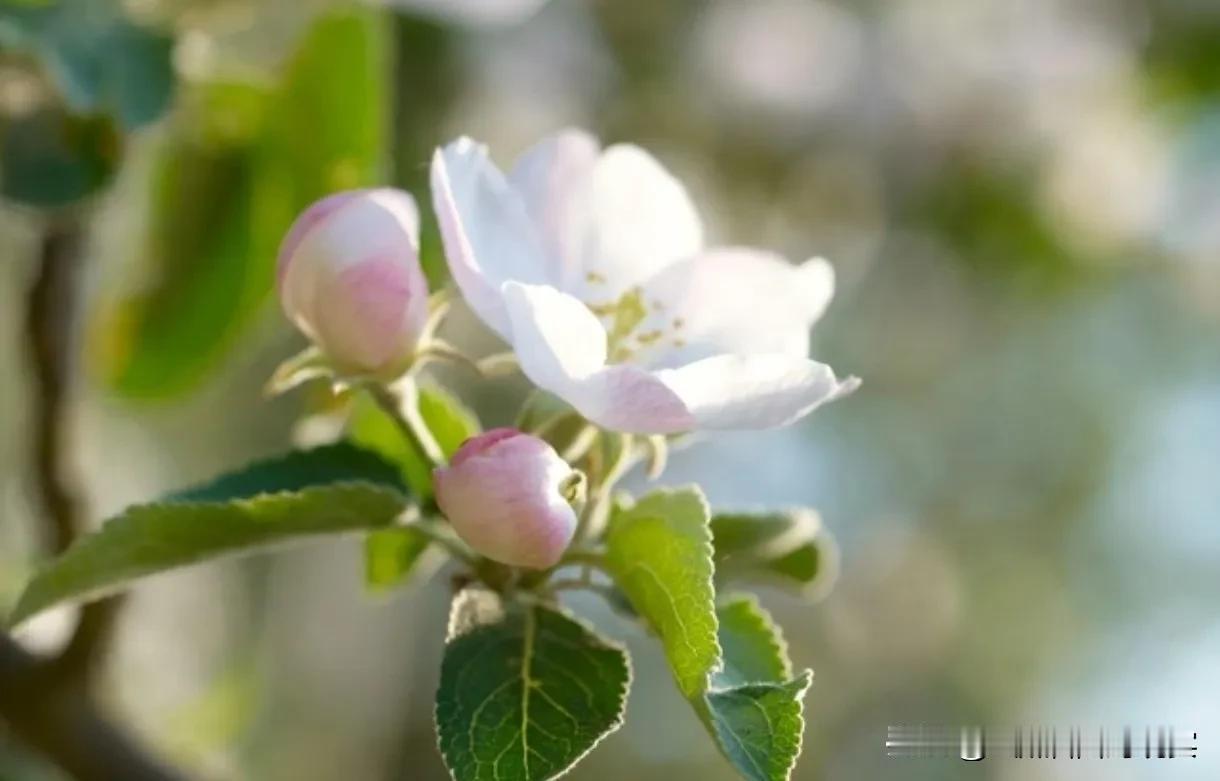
[404,518,477,566]
[368,380,445,467]
[25,219,84,556]
[0,634,186,781]
[23,217,120,683]
[2,217,182,780]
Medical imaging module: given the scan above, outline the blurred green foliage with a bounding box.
[96,9,388,398]
[1,1,1219,780]
[0,107,118,207]
[0,0,174,129]
[349,383,481,499]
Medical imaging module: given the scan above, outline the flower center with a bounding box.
[585,282,687,365]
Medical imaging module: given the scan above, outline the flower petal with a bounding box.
[501,281,693,433]
[573,365,697,433]
[569,144,704,302]
[501,280,607,384]
[656,354,859,430]
[638,249,837,367]
[431,138,551,339]
[509,128,601,290]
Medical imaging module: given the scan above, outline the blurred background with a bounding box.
[2,0,1219,779]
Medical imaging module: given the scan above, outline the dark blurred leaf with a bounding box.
[9,443,410,624]
[1144,5,1220,106]
[0,0,175,129]
[711,509,837,598]
[913,162,1085,288]
[436,588,630,781]
[0,107,119,207]
[348,383,480,499]
[96,9,388,399]
[97,88,269,396]
[168,441,405,502]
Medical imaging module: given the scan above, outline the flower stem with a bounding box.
[367,380,445,467]
[560,547,607,569]
[574,432,637,543]
[6,216,183,781]
[404,518,476,566]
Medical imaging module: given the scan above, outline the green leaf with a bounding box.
[364,526,433,592]
[704,673,812,781]
[0,108,120,208]
[435,589,631,781]
[96,9,387,399]
[711,510,838,597]
[708,597,810,781]
[715,595,791,689]
[607,495,815,780]
[348,383,480,499]
[262,8,386,201]
[605,486,719,700]
[9,443,409,624]
[417,384,482,458]
[0,0,175,129]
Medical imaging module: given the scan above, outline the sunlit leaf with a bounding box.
[9,443,409,624]
[435,588,630,781]
[607,495,814,780]
[605,486,719,699]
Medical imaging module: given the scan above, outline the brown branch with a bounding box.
[25,218,84,556]
[2,217,184,781]
[0,634,187,781]
[23,217,122,684]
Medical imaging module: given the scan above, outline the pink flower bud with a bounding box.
[433,428,581,569]
[277,188,429,377]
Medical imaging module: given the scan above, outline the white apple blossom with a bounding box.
[430,129,859,434]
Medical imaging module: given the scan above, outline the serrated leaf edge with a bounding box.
[704,670,813,781]
[435,592,634,781]
[611,484,722,696]
[717,592,793,683]
[9,480,408,625]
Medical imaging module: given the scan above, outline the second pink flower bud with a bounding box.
[277,188,429,379]
[433,429,582,569]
